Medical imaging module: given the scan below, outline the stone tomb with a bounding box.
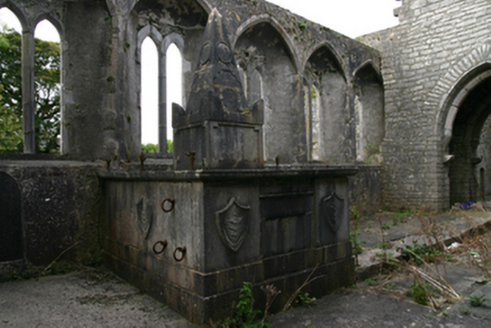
[101,9,355,324]
[101,169,355,323]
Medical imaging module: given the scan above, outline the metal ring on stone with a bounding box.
[153,240,168,254]
[161,198,175,213]
[173,247,186,262]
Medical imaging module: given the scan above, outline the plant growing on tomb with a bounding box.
[222,282,263,327]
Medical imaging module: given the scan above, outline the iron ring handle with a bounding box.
[173,247,186,262]
[161,198,175,213]
[153,240,168,254]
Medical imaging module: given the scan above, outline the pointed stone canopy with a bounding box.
[172,8,264,170]
[174,8,262,126]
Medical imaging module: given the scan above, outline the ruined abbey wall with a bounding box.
[362,0,491,210]
[0,0,383,164]
[0,0,383,272]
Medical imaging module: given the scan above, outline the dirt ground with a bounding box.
[1,209,490,327]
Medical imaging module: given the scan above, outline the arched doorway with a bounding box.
[0,172,23,262]
[448,73,491,204]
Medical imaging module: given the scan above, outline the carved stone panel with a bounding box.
[215,198,251,252]
[321,192,345,233]
[136,197,153,240]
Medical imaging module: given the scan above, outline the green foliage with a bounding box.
[167,139,173,154]
[350,230,365,257]
[350,205,365,264]
[141,140,173,154]
[406,281,434,305]
[391,208,411,224]
[142,143,158,153]
[0,27,60,153]
[468,294,488,307]
[294,292,316,307]
[297,20,307,30]
[397,241,452,266]
[223,282,264,327]
[235,282,261,326]
[310,86,317,99]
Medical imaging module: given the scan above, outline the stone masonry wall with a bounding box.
[361,0,491,211]
[0,160,103,267]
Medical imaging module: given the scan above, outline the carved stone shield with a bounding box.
[136,197,153,239]
[321,192,345,233]
[215,198,251,252]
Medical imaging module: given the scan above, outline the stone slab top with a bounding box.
[98,165,358,182]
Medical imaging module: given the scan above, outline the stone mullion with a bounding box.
[158,49,167,154]
[22,30,36,153]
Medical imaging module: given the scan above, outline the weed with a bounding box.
[294,292,316,307]
[375,251,397,263]
[260,284,280,324]
[459,306,470,315]
[376,242,388,250]
[468,294,488,307]
[397,241,452,266]
[381,223,391,230]
[223,282,263,327]
[282,264,323,312]
[350,230,365,265]
[350,205,364,265]
[406,280,435,305]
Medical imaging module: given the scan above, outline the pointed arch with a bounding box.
[232,14,300,73]
[353,60,385,163]
[438,63,491,150]
[233,15,302,163]
[447,72,491,203]
[126,0,212,17]
[304,42,348,82]
[136,25,163,60]
[34,13,64,40]
[426,43,491,208]
[140,37,159,148]
[165,42,183,144]
[162,32,185,54]
[432,42,491,144]
[303,42,349,163]
[33,18,62,153]
[0,1,28,32]
[353,60,383,84]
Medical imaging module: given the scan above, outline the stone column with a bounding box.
[158,49,167,154]
[22,30,35,153]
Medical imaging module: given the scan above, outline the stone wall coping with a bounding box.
[98,166,358,182]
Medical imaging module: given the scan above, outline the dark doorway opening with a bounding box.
[449,76,491,204]
[0,172,23,262]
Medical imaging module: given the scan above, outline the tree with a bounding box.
[0,26,60,153]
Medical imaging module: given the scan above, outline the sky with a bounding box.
[0,1,400,144]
